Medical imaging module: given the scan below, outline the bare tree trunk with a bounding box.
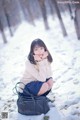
[5,12,13,36]
[38,0,49,30]
[0,19,7,44]
[67,3,73,19]
[48,0,54,18]
[19,0,35,25]
[26,0,35,25]
[19,0,28,20]
[74,7,80,40]
[51,0,67,36]
[2,0,13,37]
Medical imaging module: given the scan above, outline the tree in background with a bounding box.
[74,0,80,40]
[0,0,80,43]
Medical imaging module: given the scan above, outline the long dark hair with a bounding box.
[28,38,53,64]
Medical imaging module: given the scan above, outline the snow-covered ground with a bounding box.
[0,13,80,120]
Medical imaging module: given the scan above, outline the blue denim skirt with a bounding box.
[25,81,43,96]
[21,78,51,96]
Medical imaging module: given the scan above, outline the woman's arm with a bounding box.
[23,59,48,82]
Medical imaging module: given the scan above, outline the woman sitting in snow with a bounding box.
[19,38,54,96]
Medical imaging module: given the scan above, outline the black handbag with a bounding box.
[15,82,50,115]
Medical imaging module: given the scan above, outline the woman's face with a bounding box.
[33,45,45,55]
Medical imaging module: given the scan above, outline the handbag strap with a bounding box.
[14,82,34,97]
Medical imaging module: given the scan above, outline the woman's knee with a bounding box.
[37,82,49,95]
[47,79,53,88]
[43,82,49,90]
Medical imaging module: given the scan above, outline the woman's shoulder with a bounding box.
[25,59,34,67]
[25,59,36,72]
[25,59,31,65]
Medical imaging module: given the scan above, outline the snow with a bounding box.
[0,13,80,120]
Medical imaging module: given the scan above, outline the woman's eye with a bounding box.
[34,48,38,51]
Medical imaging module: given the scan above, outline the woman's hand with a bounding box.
[33,51,48,62]
[42,51,48,59]
[33,54,42,62]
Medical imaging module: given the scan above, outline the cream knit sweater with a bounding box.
[20,58,52,90]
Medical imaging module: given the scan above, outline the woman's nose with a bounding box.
[38,48,43,54]
[38,49,41,53]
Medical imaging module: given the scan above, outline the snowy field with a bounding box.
[0,13,80,120]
